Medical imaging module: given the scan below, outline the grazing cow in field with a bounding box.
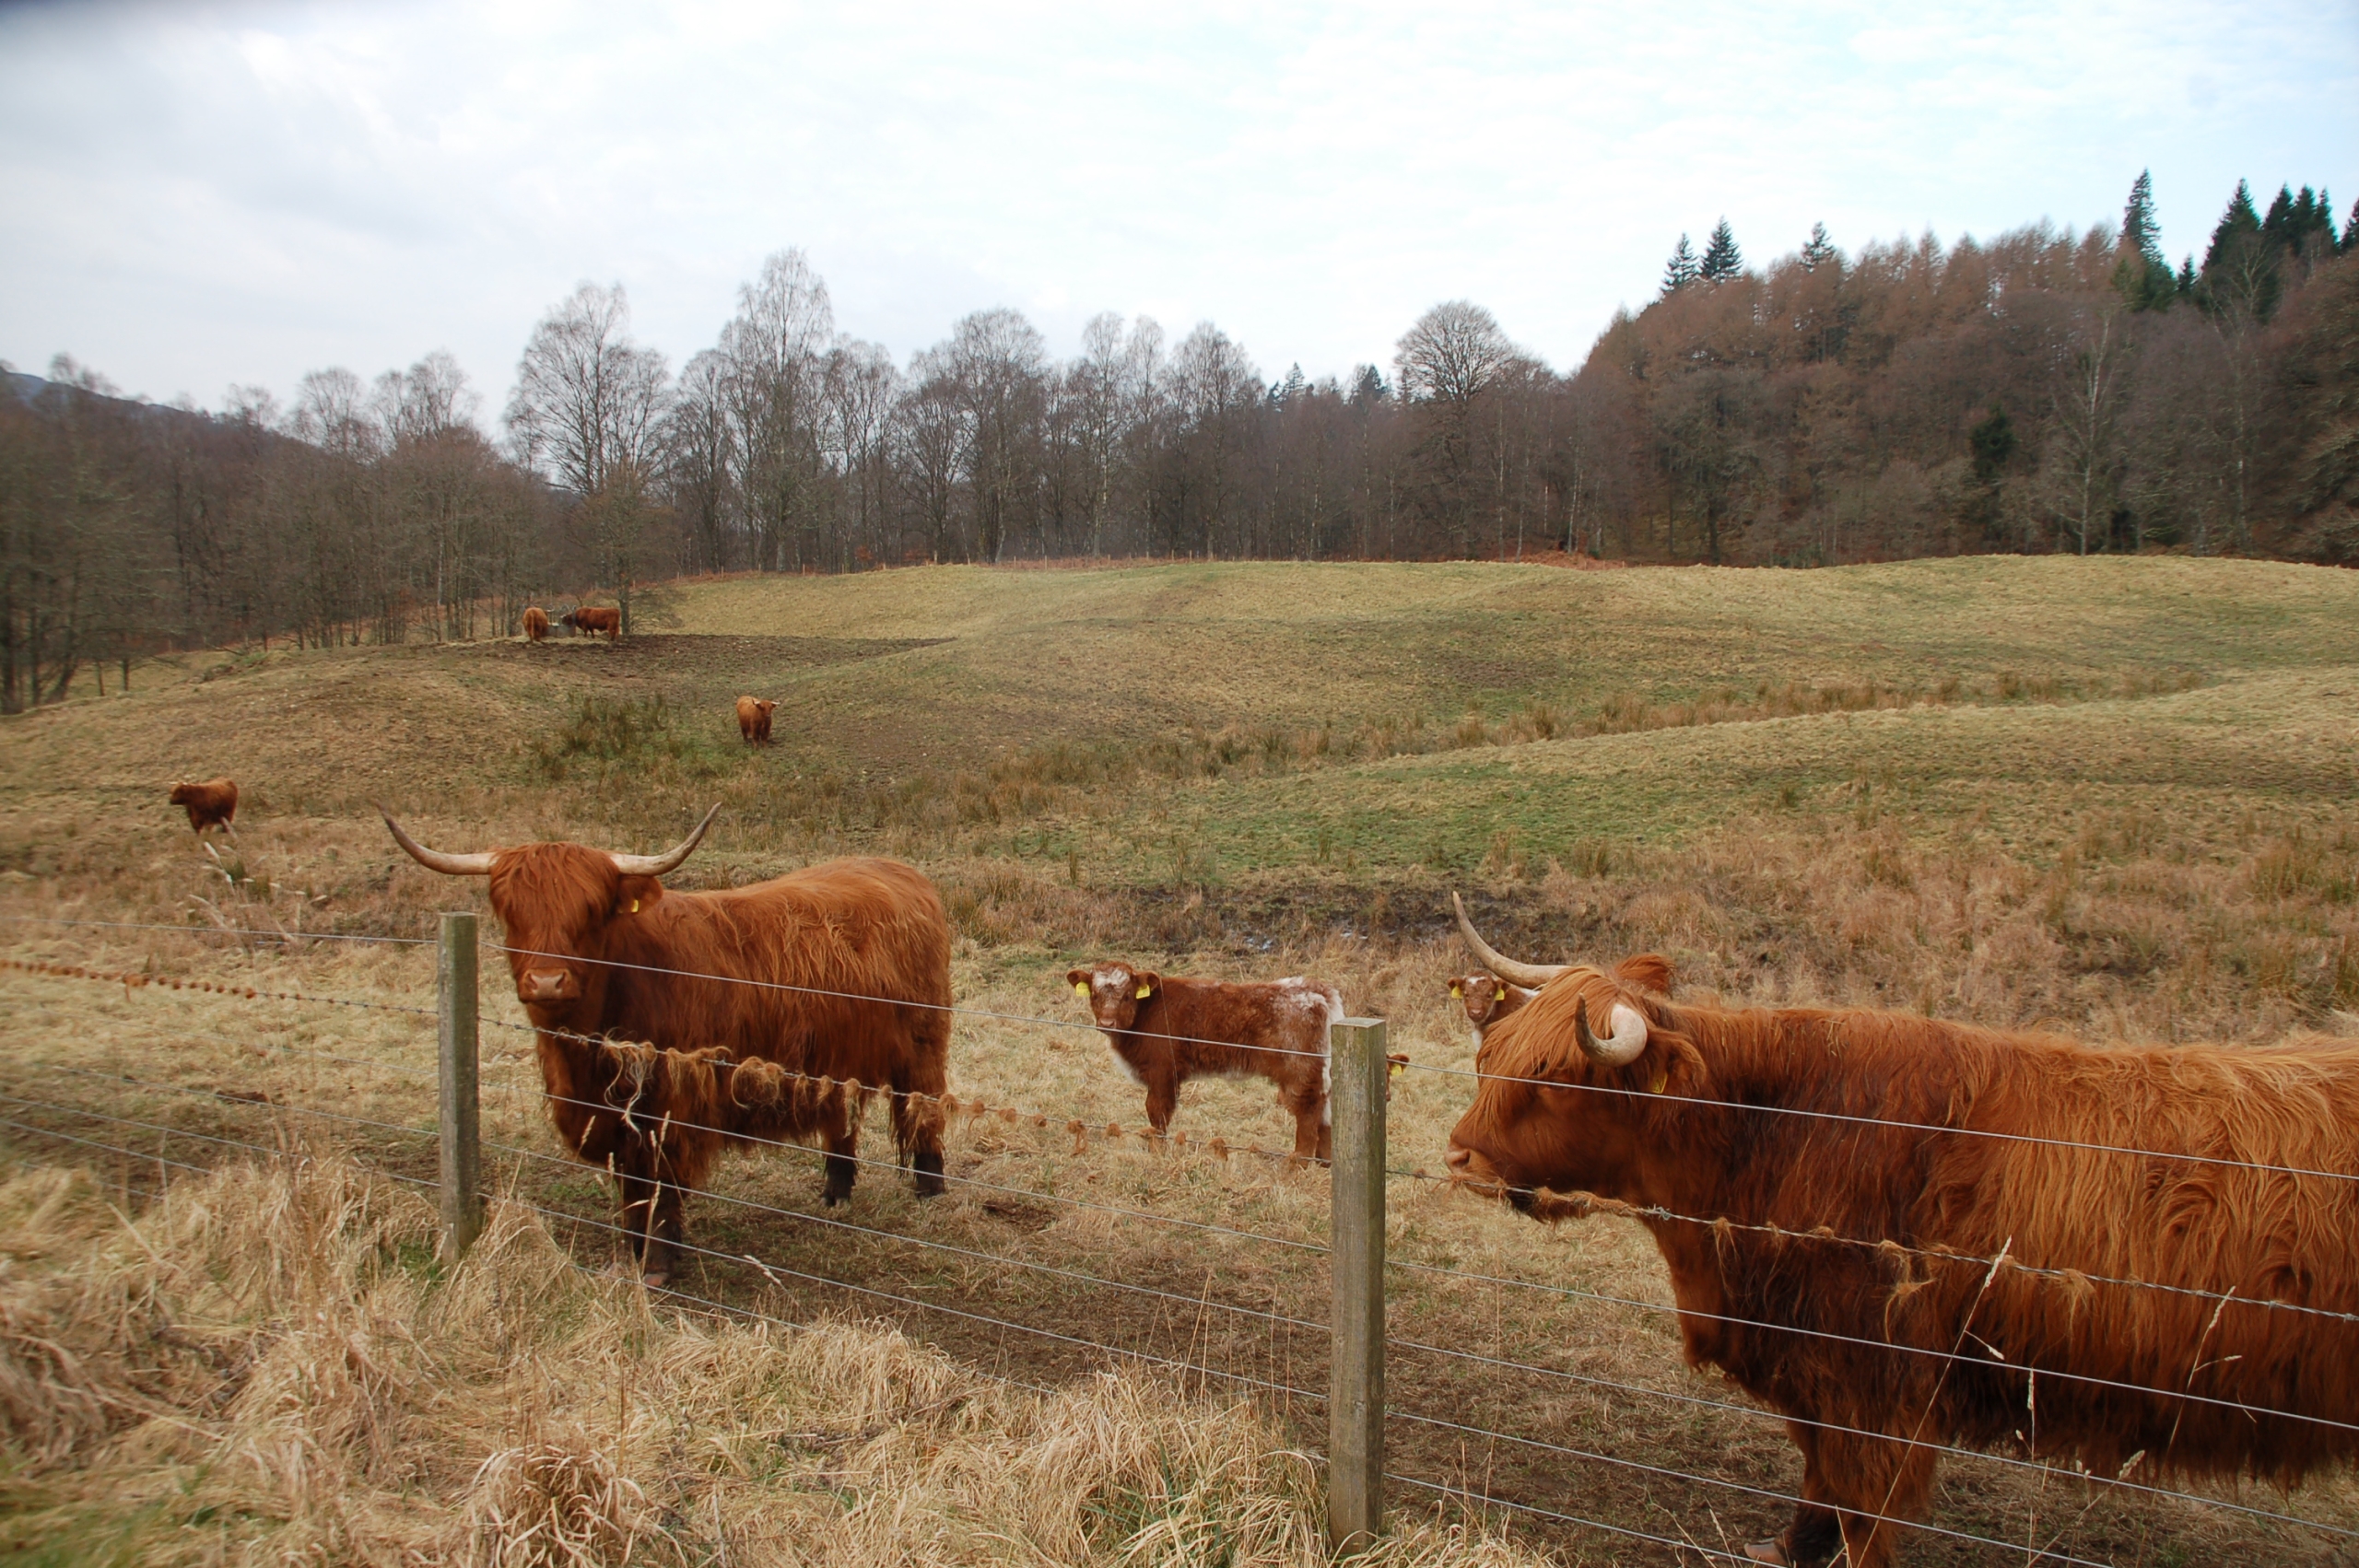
[1067,963,1344,1164]
[735,696,776,743]
[168,778,238,835]
[1442,895,2359,1568]
[381,804,951,1284]
[522,606,550,642]
[561,605,622,639]
[1446,972,1533,1045]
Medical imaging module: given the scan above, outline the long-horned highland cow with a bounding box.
[169,778,239,835]
[1442,895,2359,1568]
[521,605,550,642]
[561,605,621,639]
[1067,963,1344,1164]
[381,803,952,1284]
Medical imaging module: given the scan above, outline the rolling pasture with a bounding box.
[3,555,2357,1565]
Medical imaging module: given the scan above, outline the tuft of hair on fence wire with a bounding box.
[11,919,2359,1564]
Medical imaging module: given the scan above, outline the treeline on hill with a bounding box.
[2,174,2354,710]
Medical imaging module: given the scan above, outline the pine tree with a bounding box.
[1661,235,1699,294]
[2115,170,2176,310]
[1699,218,1743,283]
[2344,198,2359,254]
[1800,222,1839,273]
[2202,181,2262,275]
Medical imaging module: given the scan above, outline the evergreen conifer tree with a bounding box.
[1699,218,1743,282]
[1800,222,1839,273]
[2344,198,2359,254]
[1661,235,1699,294]
[2202,181,2262,275]
[2115,170,2176,310]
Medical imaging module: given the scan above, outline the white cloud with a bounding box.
[1,0,2351,415]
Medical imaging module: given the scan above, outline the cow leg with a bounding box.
[613,1149,663,1277]
[1144,1071,1180,1137]
[821,1106,859,1206]
[890,1022,950,1199]
[1748,1422,1847,1565]
[1289,1103,1327,1169]
[1810,1430,1935,1568]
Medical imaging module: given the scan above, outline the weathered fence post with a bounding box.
[438,910,483,1261]
[1329,1014,1387,1555]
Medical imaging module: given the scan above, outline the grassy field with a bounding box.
[4,554,2358,1565]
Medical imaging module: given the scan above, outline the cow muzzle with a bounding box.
[518,966,581,1004]
[1445,1141,1513,1200]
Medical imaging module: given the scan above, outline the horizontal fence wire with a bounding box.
[17,962,2359,1434]
[0,912,435,945]
[16,943,2359,1556]
[11,1081,2358,1556]
[17,1063,2353,1553]
[1394,1055,2359,1187]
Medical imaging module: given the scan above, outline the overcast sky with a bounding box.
[3,0,2353,420]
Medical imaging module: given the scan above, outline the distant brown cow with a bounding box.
[168,778,238,835]
[736,696,777,743]
[381,803,952,1284]
[1447,972,1534,1045]
[522,606,550,642]
[561,606,621,639]
[1067,964,1344,1164]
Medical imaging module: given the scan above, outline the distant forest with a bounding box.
[4,173,2354,710]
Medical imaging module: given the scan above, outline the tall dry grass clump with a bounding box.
[0,1153,1544,1568]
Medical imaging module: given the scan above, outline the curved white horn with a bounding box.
[1577,1000,1652,1066]
[609,802,722,877]
[1451,892,1568,990]
[378,804,495,875]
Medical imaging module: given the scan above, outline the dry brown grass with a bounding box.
[0,1153,1559,1568]
[6,555,2359,1563]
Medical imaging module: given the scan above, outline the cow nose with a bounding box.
[1444,1145,1473,1174]
[520,968,570,1002]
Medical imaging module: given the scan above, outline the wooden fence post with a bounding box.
[1329,1015,1387,1555]
[438,910,483,1260]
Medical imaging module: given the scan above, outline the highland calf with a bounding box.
[1442,895,2359,1568]
[736,696,777,743]
[382,804,952,1284]
[168,778,238,835]
[1068,964,1344,1164]
[1446,972,1534,1045]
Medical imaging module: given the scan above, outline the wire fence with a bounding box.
[6,916,2359,1565]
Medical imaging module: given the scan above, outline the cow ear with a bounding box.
[1616,954,1673,996]
[616,875,665,917]
[1447,978,1462,998]
[1133,971,1158,1000]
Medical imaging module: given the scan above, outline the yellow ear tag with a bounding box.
[1449,982,1461,997]
[1389,1059,1405,1078]
[629,898,640,914]
[1495,987,1508,1001]
[1074,981,1090,997]
[1135,984,1152,1000]
[1648,1066,1668,1094]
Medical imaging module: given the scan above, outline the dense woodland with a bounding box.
[3,174,2354,710]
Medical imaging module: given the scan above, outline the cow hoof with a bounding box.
[1743,1542,1790,1566]
[821,1188,850,1208]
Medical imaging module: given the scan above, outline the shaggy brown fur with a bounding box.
[521,605,549,642]
[1067,964,1344,1164]
[168,778,238,834]
[391,825,951,1283]
[1445,955,2359,1568]
[735,696,776,743]
[561,606,620,639]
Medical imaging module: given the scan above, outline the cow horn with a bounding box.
[1451,892,1567,990]
[1576,1000,1652,1066]
[378,804,495,875]
[608,802,722,877]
